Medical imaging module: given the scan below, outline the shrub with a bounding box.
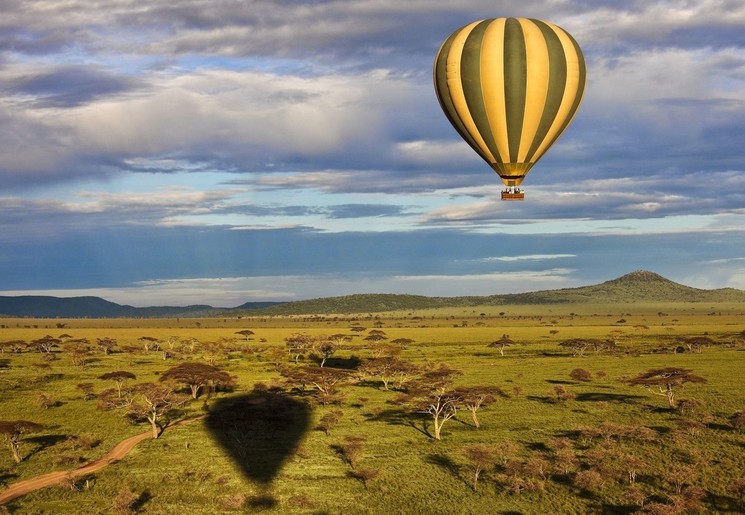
[111,487,139,515]
[569,368,593,382]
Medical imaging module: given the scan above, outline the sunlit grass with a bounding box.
[1,304,743,513]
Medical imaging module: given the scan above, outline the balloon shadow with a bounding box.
[205,388,311,487]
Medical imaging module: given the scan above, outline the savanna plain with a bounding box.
[0,302,743,514]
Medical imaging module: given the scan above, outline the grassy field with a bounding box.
[0,302,743,514]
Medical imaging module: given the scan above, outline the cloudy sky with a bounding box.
[1,0,744,307]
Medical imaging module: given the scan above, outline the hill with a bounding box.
[2,271,743,318]
[0,296,281,319]
[249,270,745,315]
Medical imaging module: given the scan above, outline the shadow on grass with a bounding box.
[364,408,432,439]
[132,490,152,512]
[25,434,67,459]
[575,392,645,404]
[425,453,461,481]
[205,388,311,487]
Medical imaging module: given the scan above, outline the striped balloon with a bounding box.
[434,18,586,191]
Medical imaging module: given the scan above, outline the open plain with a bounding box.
[0,301,743,513]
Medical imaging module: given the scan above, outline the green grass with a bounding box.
[1,304,744,513]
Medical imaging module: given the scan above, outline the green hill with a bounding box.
[3,271,744,318]
[248,270,745,315]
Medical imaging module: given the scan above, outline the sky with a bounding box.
[1,0,745,307]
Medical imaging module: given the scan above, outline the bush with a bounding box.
[111,487,139,515]
[569,368,593,382]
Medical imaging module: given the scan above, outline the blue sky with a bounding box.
[1,0,745,307]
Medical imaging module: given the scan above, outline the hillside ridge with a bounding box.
[1,270,743,318]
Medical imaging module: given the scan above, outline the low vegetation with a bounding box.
[0,301,744,513]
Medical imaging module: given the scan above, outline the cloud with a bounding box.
[479,254,577,262]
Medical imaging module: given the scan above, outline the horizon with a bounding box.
[1,269,735,308]
[2,2,745,307]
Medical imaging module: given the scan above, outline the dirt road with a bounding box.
[0,417,203,506]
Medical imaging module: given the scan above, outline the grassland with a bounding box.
[0,302,743,514]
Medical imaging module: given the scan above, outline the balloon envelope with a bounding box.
[434,17,586,190]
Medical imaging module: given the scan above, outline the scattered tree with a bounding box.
[285,333,313,364]
[626,368,706,409]
[351,467,381,489]
[0,420,45,463]
[128,383,187,438]
[96,337,117,355]
[159,362,235,399]
[488,334,513,356]
[402,365,462,441]
[313,339,336,368]
[316,410,343,435]
[454,386,506,429]
[338,435,366,469]
[559,338,615,357]
[463,444,499,491]
[234,330,255,341]
[99,371,137,398]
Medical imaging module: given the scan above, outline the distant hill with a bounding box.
[247,270,745,315]
[1,271,743,318]
[0,296,282,319]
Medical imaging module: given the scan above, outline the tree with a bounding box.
[281,366,350,405]
[159,362,235,399]
[463,444,499,491]
[454,386,506,428]
[626,367,706,409]
[313,338,336,368]
[99,371,137,398]
[285,333,313,364]
[558,338,616,357]
[0,420,45,463]
[488,334,513,356]
[359,357,417,391]
[96,337,117,355]
[235,330,255,341]
[128,383,187,438]
[404,365,462,441]
[138,336,161,352]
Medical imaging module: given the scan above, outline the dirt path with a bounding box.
[0,416,204,506]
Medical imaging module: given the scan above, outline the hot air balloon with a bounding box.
[434,18,586,200]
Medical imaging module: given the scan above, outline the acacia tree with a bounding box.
[313,338,336,368]
[0,420,45,463]
[96,337,117,355]
[281,366,350,405]
[234,330,255,341]
[129,383,187,438]
[455,386,507,429]
[627,367,706,409]
[159,362,235,399]
[402,364,462,441]
[99,371,137,398]
[359,357,417,391]
[285,333,313,364]
[488,334,513,356]
[463,444,499,491]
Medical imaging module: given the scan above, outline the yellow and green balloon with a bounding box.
[434,18,586,196]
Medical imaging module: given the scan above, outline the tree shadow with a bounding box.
[425,453,461,481]
[364,408,432,438]
[316,356,360,370]
[0,469,18,487]
[575,392,644,404]
[205,388,311,487]
[132,490,152,512]
[24,434,67,458]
